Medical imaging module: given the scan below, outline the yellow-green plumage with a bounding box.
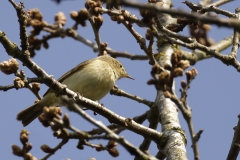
[17,55,132,126]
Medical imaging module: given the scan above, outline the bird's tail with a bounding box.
[17,102,44,127]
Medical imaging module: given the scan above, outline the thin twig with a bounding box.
[15,71,42,100]
[0,77,44,91]
[0,84,15,91]
[184,1,236,17]
[66,28,150,60]
[198,5,236,17]
[88,17,102,48]
[110,86,155,108]
[182,35,233,65]
[40,139,68,160]
[101,7,146,27]
[229,8,240,59]
[9,0,29,51]
[208,0,233,7]
[122,21,157,66]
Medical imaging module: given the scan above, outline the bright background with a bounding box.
[0,0,239,159]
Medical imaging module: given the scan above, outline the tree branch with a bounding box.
[60,95,158,160]
[109,0,240,31]
[226,114,240,160]
[110,86,155,109]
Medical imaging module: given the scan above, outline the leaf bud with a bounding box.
[12,144,23,156]
[0,58,19,75]
[41,144,54,153]
[181,80,187,89]
[108,148,119,157]
[172,68,184,77]
[14,77,25,89]
[107,140,118,148]
[177,60,190,70]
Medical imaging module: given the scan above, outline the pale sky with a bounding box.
[0,0,239,159]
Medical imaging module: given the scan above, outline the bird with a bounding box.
[17,55,133,126]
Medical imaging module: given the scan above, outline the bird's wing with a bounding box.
[43,58,94,97]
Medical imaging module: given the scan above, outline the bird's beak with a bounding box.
[126,74,134,80]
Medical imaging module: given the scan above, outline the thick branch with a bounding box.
[112,0,240,31]
[60,96,158,160]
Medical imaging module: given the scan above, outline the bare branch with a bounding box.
[122,21,158,66]
[40,139,68,160]
[182,35,233,65]
[9,0,29,51]
[163,34,240,71]
[184,1,236,17]
[0,84,16,91]
[208,0,234,7]
[110,86,155,109]
[60,95,158,160]
[229,8,240,59]
[109,0,240,31]
[88,17,102,48]
[101,7,146,27]
[227,114,240,160]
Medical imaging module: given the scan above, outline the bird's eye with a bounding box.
[120,65,122,68]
